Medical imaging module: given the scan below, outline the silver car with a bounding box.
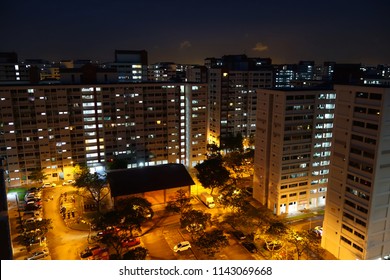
[25,249,49,260]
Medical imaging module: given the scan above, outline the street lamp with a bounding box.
[15,193,22,224]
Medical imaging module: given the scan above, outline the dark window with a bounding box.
[354,231,365,240]
[356,218,366,227]
[353,243,364,252]
[357,205,368,214]
[356,92,368,98]
[345,199,356,208]
[341,236,352,245]
[342,224,353,233]
[369,93,382,100]
[354,107,366,113]
[343,212,354,221]
[366,123,378,130]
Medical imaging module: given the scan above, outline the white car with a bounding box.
[42,182,56,188]
[62,180,75,186]
[173,241,191,252]
[313,226,323,237]
[25,249,49,260]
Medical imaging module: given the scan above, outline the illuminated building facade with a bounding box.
[205,55,273,146]
[0,83,207,188]
[322,84,390,260]
[253,88,336,215]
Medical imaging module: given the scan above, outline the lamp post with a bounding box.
[15,193,22,224]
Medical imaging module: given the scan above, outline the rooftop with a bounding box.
[107,163,195,197]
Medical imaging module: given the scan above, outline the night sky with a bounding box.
[1,0,390,65]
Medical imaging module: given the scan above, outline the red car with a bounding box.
[121,237,140,248]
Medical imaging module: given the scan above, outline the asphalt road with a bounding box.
[42,186,89,260]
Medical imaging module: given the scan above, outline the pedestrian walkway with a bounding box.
[59,191,89,231]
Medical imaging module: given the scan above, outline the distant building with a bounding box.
[273,64,297,88]
[205,54,274,146]
[148,62,179,82]
[322,84,390,260]
[107,163,194,208]
[0,52,31,84]
[107,50,148,82]
[252,87,336,215]
[60,63,117,84]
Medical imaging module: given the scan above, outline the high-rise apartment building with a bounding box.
[107,50,148,82]
[252,88,336,215]
[205,55,274,146]
[0,82,207,188]
[0,52,31,84]
[322,84,390,260]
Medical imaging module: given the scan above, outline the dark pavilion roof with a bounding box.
[107,163,195,198]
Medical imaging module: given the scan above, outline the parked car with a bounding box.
[26,198,42,205]
[26,200,42,208]
[313,226,323,237]
[23,211,42,219]
[232,230,246,240]
[62,180,75,186]
[30,235,46,246]
[23,217,42,225]
[25,249,49,260]
[242,241,258,253]
[42,182,56,188]
[24,203,42,211]
[28,187,42,192]
[121,237,141,248]
[97,226,120,237]
[173,241,191,252]
[24,193,37,201]
[244,186,253,196]
[80,245,101,258]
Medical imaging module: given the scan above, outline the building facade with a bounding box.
[205,55,274,146]
[0,82,207,188]
[252,88,336,215]
[322,84,390,260]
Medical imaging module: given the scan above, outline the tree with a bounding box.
[286,229,325,260]
[223,151,245,183]
[28,168,48,184]
[206,143,221,159]
[73,165,109,215]
[166,189,192,216]
[95,210,121,231]
[266,221,288,236]
[220,133,243,152]
[123,247,148,260]
[180,209,211,238]
[262,220,289,259]
[98,229,129,259]
[217,184,250,214]
[115,197,154,237]
[195,229,229,257]
[194,157,230,194]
